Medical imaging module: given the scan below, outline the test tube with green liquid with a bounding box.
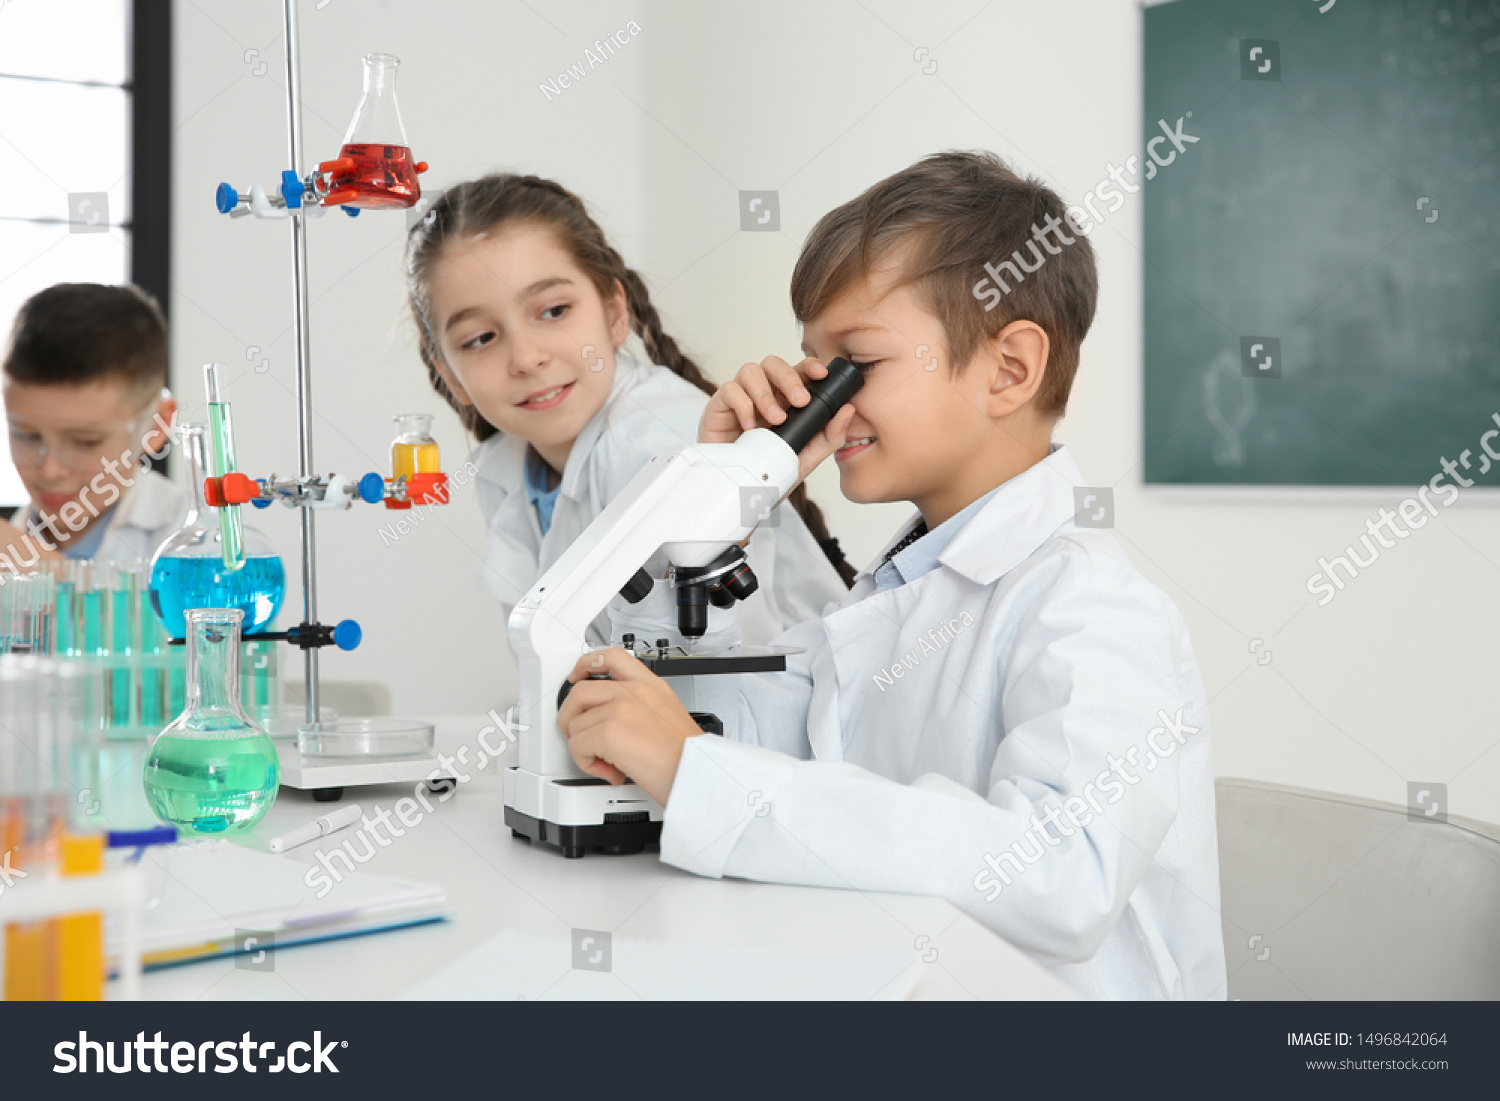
[137,582,167,728]
[204,363,245,572]
[108,566,135,727]
[53,564,77,657]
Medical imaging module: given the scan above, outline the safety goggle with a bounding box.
[5,391,170,473]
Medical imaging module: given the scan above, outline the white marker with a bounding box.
[268,804,363,853]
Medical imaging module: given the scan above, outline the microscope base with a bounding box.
[504,766,663,858]
[504,806,661,858]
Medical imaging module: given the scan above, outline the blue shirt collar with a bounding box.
[869,443,1071,593]
[522,445,562,535]
[872,485,1001,593]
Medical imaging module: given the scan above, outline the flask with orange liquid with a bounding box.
[391,414,440,480]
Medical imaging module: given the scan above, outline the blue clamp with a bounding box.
[333,620,362,651]
[280,170,305,210]
[357,472,386,504]
[251,479,272,509]
[343,206,361,217]
[215,183,239,215]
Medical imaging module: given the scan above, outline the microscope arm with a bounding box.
[508,427,799,778]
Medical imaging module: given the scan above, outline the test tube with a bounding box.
[1,655,50,999]
[204,363,245,572]
[32,573,54,656]
[2,656,105,1000]
[137,576,169,728]
[108,563,138,728]
[71,564,114,736]
[48,559,79,657]
[56,657,105,830]
[0,573,47,656]
[0,575,13,655]
[78,564,108,658]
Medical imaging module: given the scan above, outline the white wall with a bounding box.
[174,0,1500,823]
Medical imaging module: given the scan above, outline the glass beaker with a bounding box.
[147,424,286,639]
[391,413,440,479]
[322,53,422,210]
[142,608,279,836]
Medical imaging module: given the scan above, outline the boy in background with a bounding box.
[1,283,186,572]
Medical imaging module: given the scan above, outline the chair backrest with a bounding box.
[1216,778,1500,999]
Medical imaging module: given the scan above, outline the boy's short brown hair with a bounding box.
[791,150,1097,418]
[3,283,168,395]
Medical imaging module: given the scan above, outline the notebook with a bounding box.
[107,840,449,969]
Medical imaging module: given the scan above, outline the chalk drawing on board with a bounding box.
[1203,350,1255,467]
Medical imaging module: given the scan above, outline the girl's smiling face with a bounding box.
[425,223,630,470]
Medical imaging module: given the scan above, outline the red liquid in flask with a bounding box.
[326,143,421,209]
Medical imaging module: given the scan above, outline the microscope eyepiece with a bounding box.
[768,356,865,454]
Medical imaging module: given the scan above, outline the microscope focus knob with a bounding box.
[619,567,653,604]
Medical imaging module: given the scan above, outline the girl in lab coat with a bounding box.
[404,174,851,647]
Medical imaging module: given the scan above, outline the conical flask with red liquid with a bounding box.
[319,53,426,210]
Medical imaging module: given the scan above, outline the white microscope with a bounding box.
[504,358,864,858]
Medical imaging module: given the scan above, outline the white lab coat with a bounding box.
[20,468,190,564]
[660,445,1228,1000]
[473,347,849,649]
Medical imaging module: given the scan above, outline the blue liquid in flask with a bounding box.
[149,555,286,639]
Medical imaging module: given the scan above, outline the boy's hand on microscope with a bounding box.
[556,647,705,806]
[700,355,856,483]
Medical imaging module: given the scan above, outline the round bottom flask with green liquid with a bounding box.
[144,607,279,835]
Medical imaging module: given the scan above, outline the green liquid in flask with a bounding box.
[144,729,279,835]
[142,606,278,835]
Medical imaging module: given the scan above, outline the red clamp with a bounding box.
[384,472,450,509]
[203,473,258,506]
[222,473,260,504]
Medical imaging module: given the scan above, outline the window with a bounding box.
[0,0,170,509]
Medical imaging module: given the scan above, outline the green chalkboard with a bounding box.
[1143,0,1500,486]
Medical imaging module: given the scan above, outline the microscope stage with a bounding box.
[632,643,802,678]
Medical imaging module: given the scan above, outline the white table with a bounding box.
[111,716,1074,1000]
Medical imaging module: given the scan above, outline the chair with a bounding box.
[1216,778,1500,999]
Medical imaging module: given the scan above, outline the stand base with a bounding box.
[504,806,661,859]
[276,741,456,797]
